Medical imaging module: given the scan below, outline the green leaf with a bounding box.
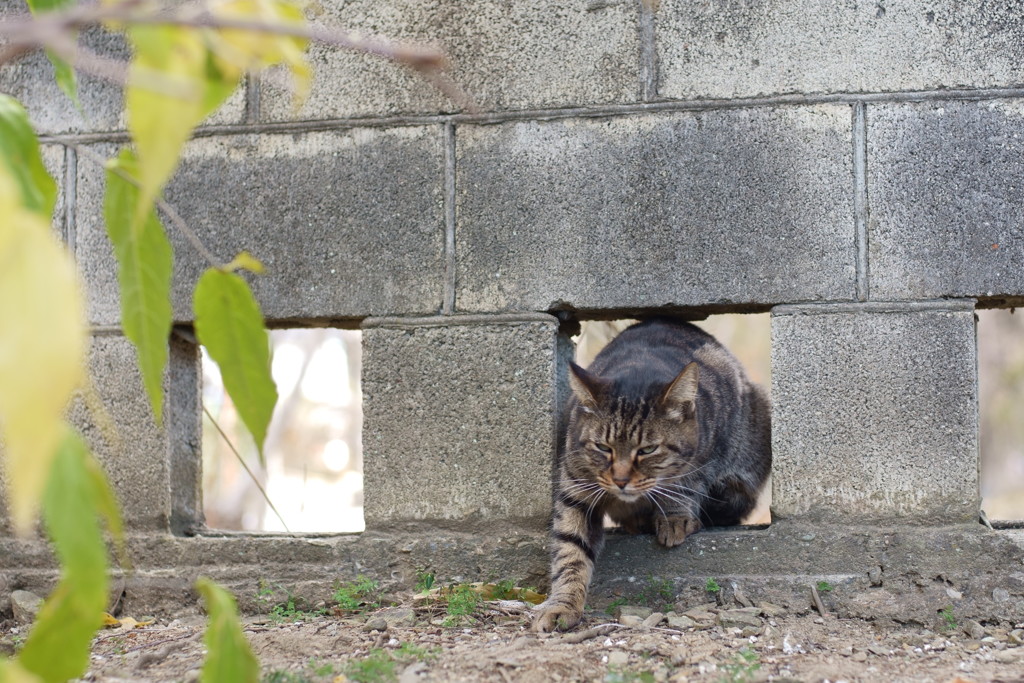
[0,658,42,683]
[197,579,259,683]
[25,0,80,108]
[18,430,113,683]
[193,267,277,460]
[103,149,173,424]
[0,95,57,218]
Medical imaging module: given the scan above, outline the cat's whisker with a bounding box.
[643,490,669,520]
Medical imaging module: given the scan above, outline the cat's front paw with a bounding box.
[655,515,702,547]
[531,600,583,633]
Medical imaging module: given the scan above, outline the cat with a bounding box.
[533,318,771,632]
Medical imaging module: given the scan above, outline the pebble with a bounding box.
[618,615,644,627]
[10,590,43,625]
[868,566,883,586]
[717,608,762,630]
[362,617,388,632]
[961,619,986,640]
[852,651,868,662]
[642,612,665,628]
[616,605,653,620]
[666,615,697,630]
[607,651,629,666]
[377,607,417,628]
[867,644,889,656]
[758,602,786,618]
[946,588,963,601]
[1009,629,1024,645]
[992,588,1010,603]
[839,646,854,657]
[995,649,1024,664]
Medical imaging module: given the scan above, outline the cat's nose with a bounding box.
[612,477,629,490]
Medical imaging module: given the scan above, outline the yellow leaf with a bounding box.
[210,0,310,106]
[101,613,120,627]
[125,25,238,232]
[223,250,265,275]
[0,173,87,535]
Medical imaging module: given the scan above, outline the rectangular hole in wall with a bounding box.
[202,328,363,533]
[978,308,1024,523]
[572,314,771,527]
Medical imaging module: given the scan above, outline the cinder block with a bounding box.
[76,128,445,325]
[361,315,566,526]
[868,100,1024,301]
[771,303,978,523]
[455,107,857,313]
[67,334,182,531]
[657,0,1024,100]
[260,0,640,120]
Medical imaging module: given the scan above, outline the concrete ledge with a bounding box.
[773,300,977,315]
[1,523,1021,626]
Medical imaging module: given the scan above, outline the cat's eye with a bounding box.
[594,443,613,454]
[636,445,658,456]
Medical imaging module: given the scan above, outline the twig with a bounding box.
[70,143,223,270]
[203,405,290,532]
[560,623,621,644]
[810,584,827,617]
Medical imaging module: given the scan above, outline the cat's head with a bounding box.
[564,361,700,502]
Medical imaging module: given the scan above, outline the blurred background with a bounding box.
[201,310,1023,532]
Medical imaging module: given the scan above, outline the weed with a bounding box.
[604,669,655,683]
[334,576,380,613]
[344,649,396,683]
[940,605,957,632]
[639,576,675,610]
[705,578,722,594]
[394,643,438,661]
[262,672,315,683]
[491,578,516,600]
[717,647,760,683]
[415,571,435,592]
[442,583,482,626]
[816,580,834,593]
[308,658,336,677]
[605,597,628,615]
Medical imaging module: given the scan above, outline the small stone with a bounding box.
[377,607,417,628]
[362,617,388,632]
[642,612,665,628]
[683,606,717,622]
[992,588,1010,603]
[995,649,1024,664]
[607,651,629,666]
[867,644,889,656]
[946,588,963,601]
[666,615,697,630]
[838,646,853,657]
[868,566,883,586]
[964,641,982,652]
[11,590,43,625]
[852,651,867,662]
[758,602,786,618]
[615,605,653,620]
[1009,628,1024,644]
[717,608,762,629]
[618,615,644,627]
[732,585,754,608]
[961,619,986,640]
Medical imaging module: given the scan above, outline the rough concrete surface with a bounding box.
[260,0,640,119]
[656,0,1024,100]
[76,128,446,325]
[361,317,563,525]
[455,107,857,313]
[868,99,1024,302]
[770,305,978,523]
[67,334,173,531]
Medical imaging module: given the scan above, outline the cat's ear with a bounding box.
[660,361,698,420]
[568,362,604,412]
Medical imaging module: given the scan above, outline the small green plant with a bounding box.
[333,576,380,613]
[717,647,760,683]
[638,576,674,610]
[816,580,834,593]
[442,583,482,626]
[604,596,628,615]
[344,649,396,683]
[262,671,315,683]
[394,643,438,661]
[491,578,516,600]
[308,658,336,677]
[415,571,436,592]
[605,669,655,683]
[705,578,722,594]
[940,605,957,632]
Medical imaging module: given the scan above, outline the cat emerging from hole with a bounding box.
[533,318,771,632]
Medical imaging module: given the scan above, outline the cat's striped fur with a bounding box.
[533,318,771,632]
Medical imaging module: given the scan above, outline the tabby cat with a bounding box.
[533,318,771,632]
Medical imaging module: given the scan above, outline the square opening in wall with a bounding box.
[202,328,363,533]
[572,314,771,527]
[978,308,1024,523]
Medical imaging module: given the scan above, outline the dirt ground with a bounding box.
[6,593,1024,683]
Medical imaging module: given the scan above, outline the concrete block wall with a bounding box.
[4,0,1024,610]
